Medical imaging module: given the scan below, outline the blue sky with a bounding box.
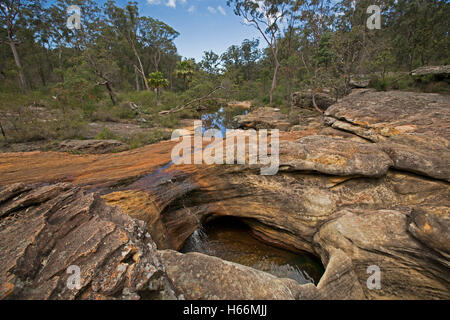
[114,0,263,62]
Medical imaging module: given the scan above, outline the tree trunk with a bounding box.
[311,91,324,114]
[288,72,294,113]
[105,81,117,105]
[8,31,27,90]
[131,43,150,91]
[57,41,64,82]
[0,121,6,140]
[155,88,159,105]
[135,66,140,91]
[269,59,279,105]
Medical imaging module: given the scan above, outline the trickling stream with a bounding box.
[201,106,248,135]
[181,217,324,285]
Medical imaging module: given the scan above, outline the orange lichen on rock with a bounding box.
[102,190,160,225]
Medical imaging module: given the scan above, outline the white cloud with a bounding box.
[166,0,176,8]
[188,5,195,13]
[147,0,187,9]
[207,6,217,14]
[217,5,226,15]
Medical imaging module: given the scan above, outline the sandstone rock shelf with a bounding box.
[0,90,449,300]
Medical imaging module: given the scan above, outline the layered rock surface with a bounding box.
[0,183,177,300]
[0,90,449,300]
[324,90,450,180]
[235,107,292,130]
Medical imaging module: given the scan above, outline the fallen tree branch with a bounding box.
[311,91,324,114]
[159,86,223,115]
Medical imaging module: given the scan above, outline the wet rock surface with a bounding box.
[0,90,449,300]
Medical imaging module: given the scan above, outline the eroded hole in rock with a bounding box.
[180,216,324,285]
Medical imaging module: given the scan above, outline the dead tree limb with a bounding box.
[159,86,223,115]
[311,92,324,114]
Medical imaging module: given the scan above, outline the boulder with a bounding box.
[291,90,335,111]
[226,100,252,109]
[411,65,450,77]
[314,208,450,299]
[58,139,129,154]
[0,183,177,300]
[349,76,370,88]
[160,250,311,300]
[235,107,292,131]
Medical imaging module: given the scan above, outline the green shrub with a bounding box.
[95,127,119,140]
[375,79,387,91]
[124,130,171,149]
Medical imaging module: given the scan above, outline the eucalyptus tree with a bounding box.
[294,0,334,112]
[221,44,243,83]
[0,0,43,89]
[240,38,260,81]
[200,50,221,75]
[104,0,150,91]
[227,0,292,104]
[68,0,120,105]
[388,0,450,70]
[139,16,179,73]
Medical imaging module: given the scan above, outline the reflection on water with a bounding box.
[181,217,324,285]
[201,106,248,136]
